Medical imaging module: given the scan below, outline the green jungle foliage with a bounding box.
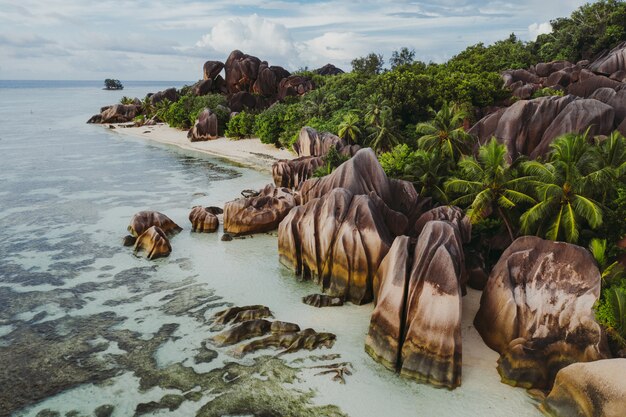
[225,112,256,139]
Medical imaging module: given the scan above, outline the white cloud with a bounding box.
[301,32,370,68]
[528,22,552,41]
[196,14,295,59]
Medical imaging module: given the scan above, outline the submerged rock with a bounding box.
[302,294,344,308]
[541,359,626,417]
[233,328,336,358]
[133,226,172,260]
[224,184,297,235]
[127,211,182,238]
[211,319,272,346]
[210,305,273,327]
[189,206,222,233]
[474,236,608,389]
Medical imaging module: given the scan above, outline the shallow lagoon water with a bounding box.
[0,82,542,416]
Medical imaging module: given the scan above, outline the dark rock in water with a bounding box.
[189,206,221,233]
[135,394,184,416]
[366,217,467,389]
[314,63,345,76]
[133,226,171,260]
[233,328,336,358]
[94,404,114,417]
[221,233,233,241]
[203,60,225,80]
[35,410,60,417]
[194,342,218,364]
[271,321,301,333]
[224,184,297,235]
[302,294,344,308]
[211,319,272,347]
[474,236,608,389]
[541,359,626,417]
[210,305,273,327]
[122,235,136,247]
[188,108,218,141]
[128,211,182,237]
[272,155,325,189]
[87,114,102,124]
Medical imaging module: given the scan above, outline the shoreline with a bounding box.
[107,123,295,173]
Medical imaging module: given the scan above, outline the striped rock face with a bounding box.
[272,155,324,189]
[133,226,172,260]
[224,184,297,235]
[278,188,401,305]
[189,206,222,233]
[128,211,182,237]
[474,236,608,390]
[366,218,467,390]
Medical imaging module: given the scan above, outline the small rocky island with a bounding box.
[103,78,123,90]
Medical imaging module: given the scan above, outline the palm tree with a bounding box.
[141,96,155,118]
[303,89,327,119]
[364,93,391,127]
[407,149,450,204]
[595,131,626,184]
[415,101,474,161]
[445,138,535,241]
[338,112,361,143]
[520,132,606,244]
[367,109,400,153]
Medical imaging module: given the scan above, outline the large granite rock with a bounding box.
[474,236,608,389]
[228,91,257,112]
[128,211,182,237]
[252,62,290,97]
[297,148,423,222]
[133,226,172,260]
[293,127,348,157]
[98,104,139,123]
[314,64,345,76]
[589,41,626,75]
[541,359,626,417]
[469,96,615,160]
[277,75,314,100]
[189,206,222,233]
[203,60,224,81]
[149,87,178,105]
[366,216,468,389]
[187,108,218,141]
[278,188,401,304]
[272,155,325,189]
[223,184,296,235]
[224,50,262,94]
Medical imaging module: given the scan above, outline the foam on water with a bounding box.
[0,82,541,417]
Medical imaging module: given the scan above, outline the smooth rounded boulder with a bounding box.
[188,108,218,142]
[474,236,608,389]
[541,359,626,417]
[203,60,224,81]
[223,184,296,235]
[133,226,172,260]
[128,211,182,237]
[189,206,222,233]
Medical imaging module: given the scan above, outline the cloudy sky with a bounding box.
[0,0,593,80]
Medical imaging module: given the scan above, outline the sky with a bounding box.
[0,0,594,80]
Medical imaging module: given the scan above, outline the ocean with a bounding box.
[0,80,541,417]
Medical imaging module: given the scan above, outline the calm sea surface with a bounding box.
[0,81,541,416]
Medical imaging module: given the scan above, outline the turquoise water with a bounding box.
[0,82,542,416]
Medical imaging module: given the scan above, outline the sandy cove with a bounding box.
[108,123,295,173]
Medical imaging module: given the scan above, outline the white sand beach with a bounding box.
[108,123,295,172]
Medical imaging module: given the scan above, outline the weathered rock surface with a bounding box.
[414,206,471,243]
[133,226,172,260]
[187,108,218,141]
[203,60,225,81]
[277,75,315,100]
[228,91,258,113]
[279,188,399,304]
[128,211,182,237]
[212,319,272,347]
[541,359,626,417]
[233,328,336,358]
[149,88,178,105]
[224,184,297,235]
[302,294,344,308]
[292,127,349,157]
[224,50,261,95]
[314,64,345,76]
[272,155,325,189]
[474,236,608,389]
[469,96,615,159]
[589,41,626,75]
[189,206,222,233]
[366,217,467,389]
[252,63,290,97]
[210,305,273,328]
[95,104,139,123]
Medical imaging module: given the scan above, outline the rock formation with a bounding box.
[474,236,608,389]
[253,63,291,97]
[189,206,222,233]
[128,211,182,237]
[277,75,315,101]
[203,60,225,81]
[227,91,258,112]
[365,208,470,389]
[293,127,354,157]
[314,64,345,76]
[223,184,297,235]
[87,104,139,124]
[149,87,178,105]
[589,41,626,76]
[279,188,402,304]
[272,155,325,189]
[210,305,273,328]
[302,294,344,308]
[233,328,336,358]
[541,359,626,417]
[133,226,172,260]
[469,96,615,159]
[187,108,218,141]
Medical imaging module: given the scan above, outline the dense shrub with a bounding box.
[162,93,228,130]
[225,112,256,139]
